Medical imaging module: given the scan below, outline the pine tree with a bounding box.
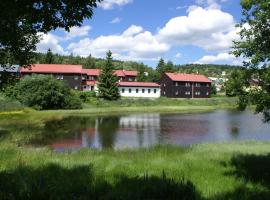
[165,61,174,72]
[156,58,165,74]
[84,54,96,69]
[45,49,54,64]
[98,51,120,100]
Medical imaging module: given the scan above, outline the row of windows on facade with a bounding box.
[56,75,79,80]
[121,88,157,94]
[163,91,209,96]
[163,83,210,87]
[57,75,136,82]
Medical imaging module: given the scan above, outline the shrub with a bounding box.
[0,93,24,112]
[76,91,96,102]
[5,75,82,110]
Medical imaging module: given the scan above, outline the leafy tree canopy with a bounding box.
[233,0,270,122]
[5,75,82,110]
[0,0,101,67]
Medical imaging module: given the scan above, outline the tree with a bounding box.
[232,0,270,122]
[84,54,96,69]
[0,0,101,67]
[211,84,217,95]
[156,58,166,74]
[165,61,174,72]
[5,75,82,110]
[98,51,120,100]
[45,49,54,64]
[225,69,247,97]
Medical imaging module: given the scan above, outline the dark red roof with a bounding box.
[114,70,126,77]
[20,64,82,74]
[118,82,160,87]
[123,70,138,76]
[165,73,212,83]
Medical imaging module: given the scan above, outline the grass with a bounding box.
[0,141,270,199]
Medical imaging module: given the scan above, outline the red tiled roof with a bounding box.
[118,82,160,87]
[20,64,82,74]
[165,73,212,83]
[82,69,101,76]
[123,70,138,76]
[114,70,126,77]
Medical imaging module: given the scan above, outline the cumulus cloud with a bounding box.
[67,25,169,61]
[110,17,121,24]
[37,33,68,55]
[175,53,182,58]
[194,52,243,65]
[65,26,91,39]
[157,6,237,51]
[99,0,133,10]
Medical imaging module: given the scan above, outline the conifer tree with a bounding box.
[45,49,54,64]
[98,51,120,100]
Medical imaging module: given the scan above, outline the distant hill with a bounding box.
[175,64,240,78]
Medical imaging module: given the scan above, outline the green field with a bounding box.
[0,140,270,199]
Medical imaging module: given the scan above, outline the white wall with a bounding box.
[119,86,160,98]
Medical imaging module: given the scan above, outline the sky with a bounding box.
[36,0,244,67]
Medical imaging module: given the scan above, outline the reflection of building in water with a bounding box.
[160,115,210,145]
[116,114,161,148]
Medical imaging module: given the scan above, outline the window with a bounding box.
[136,89,139,93]
[206,92,209,96]
[91,86,94,91]
[195,83,201,87]
[74,75,79,80]
[195,91,201,96]
[163,91,166,95]
[129,89,132,93]
[122,88,125,93]
[56,75,63,80]
[185,91,191,95]
[74,86,78,90]
[175,82,178,86]
[148,89,151,93]
[129,78,133,81]
[142,89,145,93]
[206,83,210,87]
[175,91,179,95]
[89,76,95,81]
[154,89,157,93]
[185,82,191,87]
[164,83,166,87]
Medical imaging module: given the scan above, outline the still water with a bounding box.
[38,110,270,151]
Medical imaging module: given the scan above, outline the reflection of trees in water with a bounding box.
[35,116,96,145]
[97,117,120,149]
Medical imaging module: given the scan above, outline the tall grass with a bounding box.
[0,93,24,112]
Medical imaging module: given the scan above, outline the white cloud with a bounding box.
[175,53,182,58]
[195,0,229,9]
[110,17,121,24]
[157,6,237,51]
[65,26,91,39]
[194,52,243,65]
[176,5,188,10]
[67,25,169,61]
[99,0,133,10]
[37,33,68,55]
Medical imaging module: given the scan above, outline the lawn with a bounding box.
[0,141,270,200]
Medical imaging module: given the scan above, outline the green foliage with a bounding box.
[0,93,24,112]
[44,48,54,64]
[5,75,82,110]
[98,51,120,101]
[225,69,247,97]
[233,0,270,121]
[76,91,96,102]
[211,84,217,95]
[83,54,96,69]
[0,0,100,66]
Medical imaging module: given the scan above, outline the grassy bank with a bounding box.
[0,141,270,199]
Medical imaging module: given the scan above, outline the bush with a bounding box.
[0,93,24,112]
[5,75,82,110]
[76,91,96,102]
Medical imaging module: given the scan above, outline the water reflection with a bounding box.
[43,110,270,151]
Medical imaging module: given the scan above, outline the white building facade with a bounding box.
[118,82,160,98]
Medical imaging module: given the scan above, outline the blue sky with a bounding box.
[37,0,244,67]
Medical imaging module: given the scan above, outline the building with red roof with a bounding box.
[20,64,84,90]
[160,73,212,98]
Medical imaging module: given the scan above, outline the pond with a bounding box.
[30,109,270,151]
